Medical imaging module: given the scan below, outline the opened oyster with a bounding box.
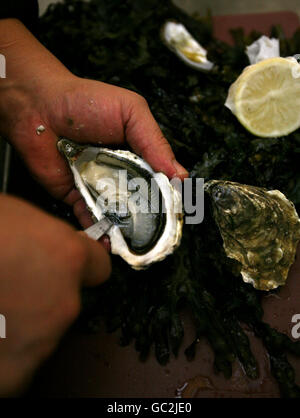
[58,139,183,270]
[205,180,300,291]
[161,21,214,71]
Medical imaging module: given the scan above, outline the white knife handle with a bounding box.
[84,217,112,241]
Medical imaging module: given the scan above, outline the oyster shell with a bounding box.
[161,21,214,71]
[58,139,183,270]
[205,180,300,291]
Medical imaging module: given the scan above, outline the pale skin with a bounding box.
[0,19,188,395]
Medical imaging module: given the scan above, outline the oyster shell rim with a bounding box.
[58,139,183,270]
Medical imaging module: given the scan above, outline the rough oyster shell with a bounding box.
[205,180,300,291]
[58,139,183,270]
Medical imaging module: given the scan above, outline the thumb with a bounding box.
[78,232,111,286]
[122,94,189,180]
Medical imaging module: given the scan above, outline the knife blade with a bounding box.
[84,216,113,241]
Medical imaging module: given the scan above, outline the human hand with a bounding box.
[0,194,111,396]
[0,19,188,228]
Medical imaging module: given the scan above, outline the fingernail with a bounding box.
[172,160,189,178]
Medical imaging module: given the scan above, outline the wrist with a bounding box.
[0,19,73,137]
[0,18,70,82]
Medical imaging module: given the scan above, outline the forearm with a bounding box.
[0,18,73,138]
[0,19,71,88]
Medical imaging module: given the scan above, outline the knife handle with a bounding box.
[84,217,112,241]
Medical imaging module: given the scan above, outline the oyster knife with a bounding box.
[83,212,129,241]
[84,216,113,241]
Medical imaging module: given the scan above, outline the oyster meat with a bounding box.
[161,21,214,71]
[205,180,300,291]
[58,139,183,270]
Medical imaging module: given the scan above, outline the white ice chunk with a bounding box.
[246,35,280,64]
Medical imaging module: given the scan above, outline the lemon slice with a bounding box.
[225,57,300,137]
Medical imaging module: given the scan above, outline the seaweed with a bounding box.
[34,0,300,397]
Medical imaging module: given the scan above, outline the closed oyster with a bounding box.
[161,21,214,71]
[58,139,183,270]
[205,180,300,291]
